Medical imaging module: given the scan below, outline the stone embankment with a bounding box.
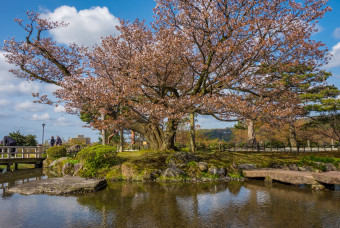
[7,176,107,195]
[243,169,340,188]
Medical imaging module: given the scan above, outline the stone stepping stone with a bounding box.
[7,176,107,195]
[312,171,340,185]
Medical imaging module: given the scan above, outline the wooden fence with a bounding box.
[0,146,44,159]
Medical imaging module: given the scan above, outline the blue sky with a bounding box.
[0,0,339,143]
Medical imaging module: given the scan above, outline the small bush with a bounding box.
[76,145,117,177]
[46,146,67,159]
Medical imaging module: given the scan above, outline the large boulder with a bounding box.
[197,162,208,172]
[288,164,299,171]
[43,157,54,167]
[67,144,82,156]
[62,162,74,176]
[208,167,226,176]
[7,176,107,195]
[121,163,139,180]
[313,171,340,185]
[166,152,199,168]
[142,169,161,181]
[106,165,122,181]
[161,167,185,178]
[325,163,337,172]
[73,163,83,176]
[48,157,69,169]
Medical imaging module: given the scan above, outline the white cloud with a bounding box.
[54,105,66,113]
[333,27,340,39]
[325,42,340,69]
[15,101,46,112]
[0,52,40,96]
[54,117,75,127]
[41,6,120,47]
[0,99,10,107]
[31,113,51,121]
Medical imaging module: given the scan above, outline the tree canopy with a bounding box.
[3,0,332,150]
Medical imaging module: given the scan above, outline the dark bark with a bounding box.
[190,112,196,153]
[129,120,178,151]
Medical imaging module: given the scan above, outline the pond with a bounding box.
[1,169,340,228]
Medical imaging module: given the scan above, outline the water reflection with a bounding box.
[0,170,340,228]
[0,168,45,198]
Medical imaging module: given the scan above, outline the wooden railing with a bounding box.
[0,146,44,159]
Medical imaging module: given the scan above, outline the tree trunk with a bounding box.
[131,130,135,145]
[289,121,297,147]
[190,112,196,154]
[129,120,178,151]
[246,119,257,146]
[119,129,124,152]
[101,112,106,145]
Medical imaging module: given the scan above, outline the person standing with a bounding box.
[56,136,62,146]
[4,136,17,157]
[50,136,55,147]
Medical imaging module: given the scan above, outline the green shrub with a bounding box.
[46,146,67,159]
[76,145,117,177]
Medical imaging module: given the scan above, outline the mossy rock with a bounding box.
[43,157,54,167]
[62,162,74,176]
[166,152,199,168]
[121,163,139,180]
[186,164,202,178]
[142,169,161,181]
[106,166,123,181]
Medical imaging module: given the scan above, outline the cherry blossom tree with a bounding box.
[3,0,331,151]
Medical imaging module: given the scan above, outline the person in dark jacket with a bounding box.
[56,136,62,146]
[4,136,16,157]
[50,136,55,147]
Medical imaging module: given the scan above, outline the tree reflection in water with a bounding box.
[75,181,340,228]
[1,170,339,227]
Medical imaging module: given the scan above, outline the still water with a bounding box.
[1,169,340,228]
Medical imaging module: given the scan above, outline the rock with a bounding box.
[304,166,315,172]
[106,166,122,181]
[282,165,290,170]
[238,164,256,170]
[208,167,226,176]
[197,162,208,171]
[121,163,139,180]
[143,169,161,180]
[166,152,199,168]
[313,171,340,185]
[288,164,299,171]
[73,163,83,176]
[67,144,82,156]
[187,166,202,178]
[7,176,107,195]
[243,169,318,185]
[49,157,69,169]
[325,163,337,172]
[43,157,54,167]
[161,167,185,178]
[312,184,325,191]
[62,162,74,176]
[298,167,306,172]
[315,162,325,167]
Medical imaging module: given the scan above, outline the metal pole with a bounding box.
[42,123,45,145]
